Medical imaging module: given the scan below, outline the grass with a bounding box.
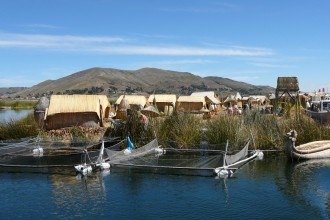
[0,113,39,140]
[149,108,330,151]
[2,106,330,152]
[0,100,37,109]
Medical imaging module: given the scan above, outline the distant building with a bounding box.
[148,94,177,116]
[176,96,206,113]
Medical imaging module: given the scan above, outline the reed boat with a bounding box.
[286,130,330,159]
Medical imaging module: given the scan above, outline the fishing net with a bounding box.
[0,138,120,167]
[106,139,224,176]
[105,139,160,163]
[225,141,249,166]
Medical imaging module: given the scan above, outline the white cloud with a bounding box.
[92,46,272,56]
[0,33,128,48]
[0,32,273,56]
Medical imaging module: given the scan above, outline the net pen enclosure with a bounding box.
[107,146,225,177]
[0,137,122,174]
[105,139,262,177]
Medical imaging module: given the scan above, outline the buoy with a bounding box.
[155,147,165,155]
[33,147,44,156]
[124,148,132,155]
[99,162,110,170]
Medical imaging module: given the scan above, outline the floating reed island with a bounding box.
[2,89,330,152]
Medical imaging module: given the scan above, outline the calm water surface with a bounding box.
[0,109,33,122]
[0,155,329,220]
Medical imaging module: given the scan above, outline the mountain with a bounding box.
[7,67,275,98]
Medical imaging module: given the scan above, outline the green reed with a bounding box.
[0,100,37,109]
[0,113,39,140]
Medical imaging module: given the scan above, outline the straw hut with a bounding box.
[249,95,267,108]
[116,95,130,120]
[176,96,206,113]
[190,91,221,111]
[275,77,300,110]
[148,94,177,116]
[44,95,111,130]
[223,92,243,109]
[114,95,147,111]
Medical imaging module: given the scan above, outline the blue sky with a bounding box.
[0,0,330,92]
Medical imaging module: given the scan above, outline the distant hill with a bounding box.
[0,87,28,97]
[5,67,275,99]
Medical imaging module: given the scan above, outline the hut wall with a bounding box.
[116,110,127,120]
[177,102,204,112]
[164,105,174,116]
[155,102,166,113]
[45,112,99,130]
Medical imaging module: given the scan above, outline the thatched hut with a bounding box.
[148,94,177,115]
[190,91,221,111]
[44,95,111,130]
[116,95,130,120]
[223,92,243,109]
[275,77,300,110]
[114,95,147,111]
[176,96,206,113]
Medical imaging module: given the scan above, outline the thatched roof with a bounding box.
[148,94,177,105]
[249,95,266,103]
[177,96,206,104]
[46,95,110,119]
[141,105,160,117]
[190,91,220,104]
[276,77,299,91]
[223,95,236,103]
[235,92,242,100]
[118,95,130,110]
[115,95,147,106]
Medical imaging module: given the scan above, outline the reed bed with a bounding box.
[0,100,37,109]
[150,109,330,151]
[0,113,39,140]
[2,108,330,152]
[151,112,202,148]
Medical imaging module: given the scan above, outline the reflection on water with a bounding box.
[1,154,330,219]
[50,171,109,219]
[285,159,330,219]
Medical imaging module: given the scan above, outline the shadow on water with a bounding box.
[261,155,330,219]
[284,158,330,219]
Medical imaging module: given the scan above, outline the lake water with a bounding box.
[0,109,33,122]
[0,155,329,220]
[0,110,329,219]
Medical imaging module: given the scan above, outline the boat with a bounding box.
[214,140,263,178]
[305,96,330,124]
[286,130,330,159]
